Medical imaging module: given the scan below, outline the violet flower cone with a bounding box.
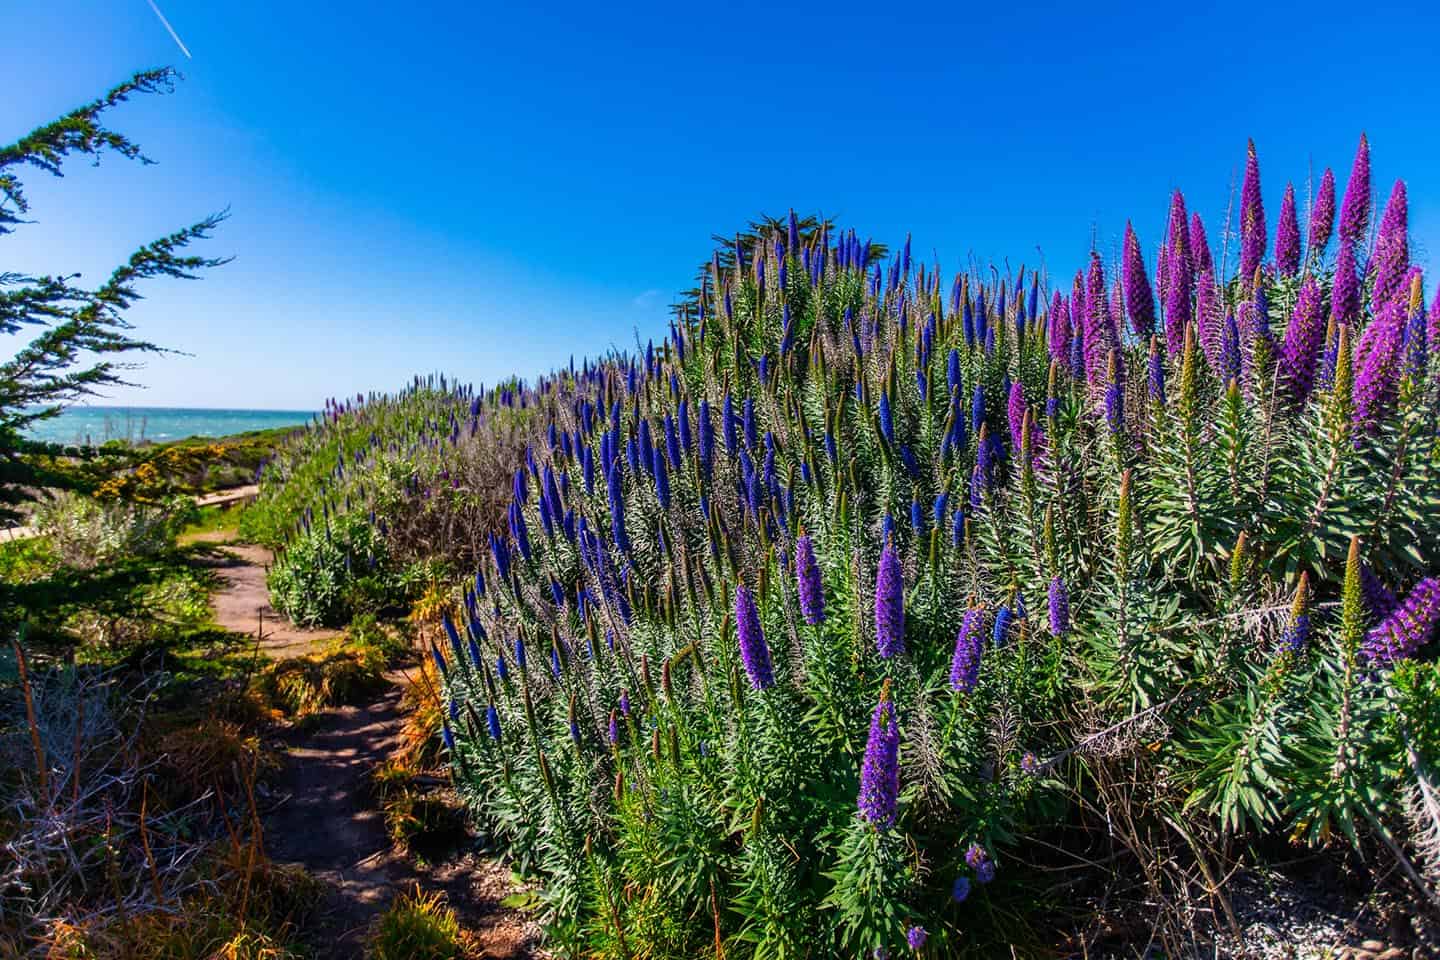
[949,607,985,692]
[1354,300,1404,429]
[1163,243,1193,358]
[1362,577,1440,664]
[1007,381,1028,454]
[1430,286,1440,358]
[1048,576,1070,637]
[734,584,775,690]
[1279,274,1326,404]
[1370,180,1409,314]
[1048,292,1070,364]
[874,539,906,658]
[1276,182,1301,277]
[1083,253,1117,390]
[1189,211,1212,277]
[1122,221,1156,337]
[1166,190,1192,285]
[1195,269,1222,371]
[795,534,825,625]
[1308,168,1336,260]
[1339,133,1371,250]
[1331,243,1361,326]
[1361,565,1399,622]
[857,692,900,826]
[1239,140,1267,284]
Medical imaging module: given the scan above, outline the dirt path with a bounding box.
[199,544,539,957]
[262,674,539,959]
[198,542,342,658]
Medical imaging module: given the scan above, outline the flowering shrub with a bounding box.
[257,136,1440,955]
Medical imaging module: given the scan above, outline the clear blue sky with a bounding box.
[4,0,1437,410]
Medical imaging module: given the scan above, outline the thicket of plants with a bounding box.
[253,136,1440,956]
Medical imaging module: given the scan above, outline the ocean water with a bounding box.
[23,406,317,447]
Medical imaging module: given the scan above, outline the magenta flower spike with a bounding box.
[1430,284,1440,357]
[1189,212,1213,277]
[1122,222,1156,337]
[874,538,906,658]
[1331,243,1360,326]
[1047,291,1071,364]
[1164,243,1193,358]
[857,684,900,826]
[1276,183,1300,277]
[1278,274,1326,404]
[1239,140,1266,284]
[1007,380,1027,453]
[1362,577,1440,665]
[1083,252,1117,390]
[1339,132,1371,249]
[1354,300,1404,429]
[1195,269,1222,371]
[1308,167,1336,260]
[1370,180,1409,314]
[1167,190,1193,287]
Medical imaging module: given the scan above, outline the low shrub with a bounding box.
[266,512,401,628]
[253,645,385,717]
[365,886,466,960]
[33,491,195,569]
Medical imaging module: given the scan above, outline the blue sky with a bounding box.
[3,0,1437,410]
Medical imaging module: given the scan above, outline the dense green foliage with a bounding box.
[253,142,1440,955]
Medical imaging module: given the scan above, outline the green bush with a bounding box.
[34,491,196,569]
[266,512,398,627]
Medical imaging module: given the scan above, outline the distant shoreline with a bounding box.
[22,405,317,447]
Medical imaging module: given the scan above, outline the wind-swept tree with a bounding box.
[0,68,226,523]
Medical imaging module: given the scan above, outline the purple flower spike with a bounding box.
[949,607,985,693]
[1354,300,1404,429]
[735,584,775,690]
[1276,182,1301,277]
[1189,212,1213,277]
[1239,140,1267,283]
[1195,269,1221,371]
[1164,242,1193,358]
[952,876,971,902]
[1370,180,1409,314]
[1308,167,1336,259]
[1083,253,1117,390]
[858,689,900,827]
[1339,133,1371,249]
[1048,576,1070,637]
[1122,221,1156,337]
[1278,274,1326,404]
[1362,577,1440,664]
[1331,244,1360,326]
[1361,565,1399,622]
[875,539,906,658]
[795,535,825,625]
[1007,381,1028,454]
[906,926,927,950]
[1048,292,1071,364]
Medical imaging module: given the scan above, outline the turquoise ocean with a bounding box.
[23,406,317,447]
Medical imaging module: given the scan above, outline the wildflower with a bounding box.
[1354,300,1404,428]
[1278,274,1326,404]
[1190,211,1213,276]
[1007,381,1027,453]
[1276,182,1300,277]
[442,722,456,752]
[795,534,825,625]
[513,637,527,671]
[966,843,996,884]
[1370,180,1409,314]
[1339,132,1371,249]
[1104,378,1123,435]
[1148,337,1166,405]
[1362,577,1440,664]
[1048,576,1070,637]
[735,584,775,690]
[1362,565,1399,622]
[906,926,927,950]
[430,640,448,678]
[1239,140,1266,283]
[1280,574,1310,654]
[992,605,1013,646]
[1308,167,1336,258]
[1163,242,1193,358]
[878,389,895,443]
[875,539,906,658]
[486,704,502,741]
[858,688,900,826]
[495,655,509,682]
[1122,221,1156,337]
[608,710,620,745]
[951,876,971,903]
[949,607,985,693]
[1020,751,1040,775]
[619,689,631,717]
[1331,243,1360,326]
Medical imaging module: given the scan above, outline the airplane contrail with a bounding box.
[145,0,192,59]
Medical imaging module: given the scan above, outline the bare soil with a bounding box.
[203,542,539,958]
